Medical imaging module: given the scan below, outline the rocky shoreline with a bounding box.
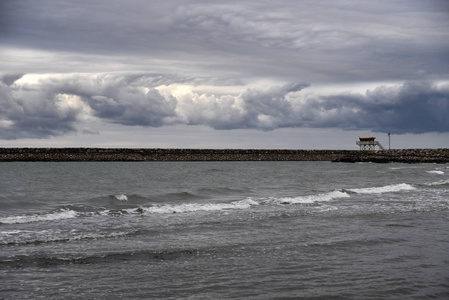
[0,148,448,163]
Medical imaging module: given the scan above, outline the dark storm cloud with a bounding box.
[318,82,449,134]
[0,81,81,139]
[0,74,24,86]
[84,90,177,127]
[1,73,448,139]
[36,74,181,127]
[232,81,449,134]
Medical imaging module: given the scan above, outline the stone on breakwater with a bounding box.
[333,149,449,163]
[0,148,350,162]
[0,148,448,163]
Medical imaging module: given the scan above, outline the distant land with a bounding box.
[0,148,448,163]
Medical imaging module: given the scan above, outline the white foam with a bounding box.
[114,194,128,201]
[348,183,415,194]
[426,170,444,175]
[313,205,339,212]
[0,209,78,224]
[425,179,449,186]
[1,230,35,235]
[68,230,138,241]
[273,190,350,204]
[139,198,259,214]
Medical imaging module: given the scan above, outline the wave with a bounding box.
[133,198,259,214]
[426,170,445,175]
[267,190,350,205]
[345,183,416,194]
[0,228,140,246]
[424,179,449,186]
[162,191,205,201]
[0,182,422,224]
[304,236,405,249]
[89,194,152,207]
[197,187,253,195]
[0,248,199,267]
[153,188,252,202]
[114,194,128,201]
[274,183,417,206]
[0,208,78,225]
[0,198,260,224]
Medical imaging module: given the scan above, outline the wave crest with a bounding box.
[0,208,78,225]
[270,190,350,205]
[114,194,128,201]
[426,170,445,175]
[425,179,449,186]
[136,198,259,214]
[346,183,415,194]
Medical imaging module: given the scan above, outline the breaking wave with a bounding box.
[131,198,259,214]
[114,194,128,201]
[0,208,78,225]
[425,179,449,186]
[345,183,416,194]
[426,170,445,175]
[0,182,423,225]
[268,191,350,205]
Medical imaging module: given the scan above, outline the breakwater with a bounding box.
[0,148,347,162]
[334,148,449,163]
[0,148,448,163]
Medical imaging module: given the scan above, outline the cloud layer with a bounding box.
[1,74,448,139]
[2,0,448,83]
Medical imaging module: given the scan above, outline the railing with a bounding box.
[356,141,385,150]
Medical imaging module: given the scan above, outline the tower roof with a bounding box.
[359,137,375,141]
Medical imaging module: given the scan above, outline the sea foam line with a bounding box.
[0,183,420,222]
[133,198,259,214]
[0,209,78,225]
[425,179,449,186]
[270,190,350,205]
[347,183,415,194]
[426,170,445,175]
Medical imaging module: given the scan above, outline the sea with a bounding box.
[0,161,448,299]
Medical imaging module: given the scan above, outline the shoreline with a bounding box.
[0,148,448,163]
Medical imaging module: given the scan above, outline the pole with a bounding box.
[388,133,391,149]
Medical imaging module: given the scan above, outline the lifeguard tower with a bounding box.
[356,137,385,151]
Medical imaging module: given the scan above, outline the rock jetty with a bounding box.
[333,148,449,164]
[0,148,347,162]
[0,148,448,163]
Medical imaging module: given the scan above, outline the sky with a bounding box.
[1,0,449,149]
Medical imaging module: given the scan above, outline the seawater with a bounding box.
[0,161,448,299]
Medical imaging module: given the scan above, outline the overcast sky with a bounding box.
[1,0,448,149]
